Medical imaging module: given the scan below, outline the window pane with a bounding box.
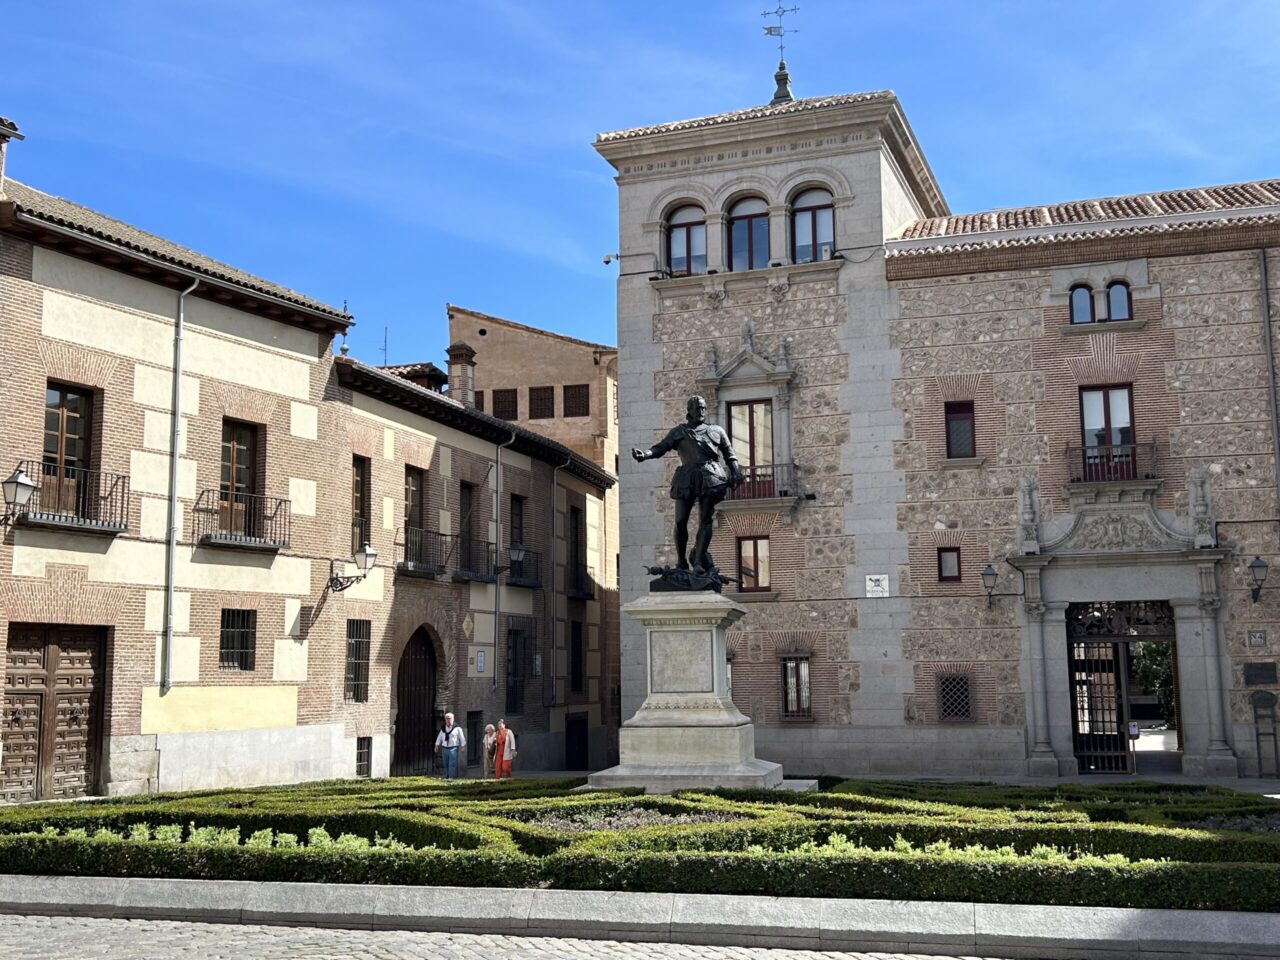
[1108,283,1131,321]
[1081,390,1106,445]
[731,218,750,272]
[784,660,798,712]
[738,538,756,590]
[815,207,834,248]
[756,538,770,589]
[669,205,703,225]
[751,216,769,269]
[670,228,687,274]
[1109,388,1132,445]
[1070,286,1093,324]
[730,197,767,216]
[793,188,832,208]
[689,224,706,274]
[756,401,773,465]
[939,549,960,580]
[794,209,813,264]
[798,660,810,711]
[945,402,975,459]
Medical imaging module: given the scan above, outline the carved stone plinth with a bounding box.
[588,592,783,792]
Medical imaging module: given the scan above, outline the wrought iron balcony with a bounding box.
[449,536,496,582]
[507,549,542,589]
[193,489,290,551]
[1066,443,1158,484]
[726,462,797,501]
[14,459,129,534]
[397,526,448,577]
[566,563,594,600]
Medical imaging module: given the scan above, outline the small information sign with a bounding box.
[865,574,890,599]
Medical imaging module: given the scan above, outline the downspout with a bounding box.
[1258,249,1280,511]
[492,430,517,691]
[548,453,572,706]
[161,276,199,693]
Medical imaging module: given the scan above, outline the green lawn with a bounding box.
[1,777,1278,911]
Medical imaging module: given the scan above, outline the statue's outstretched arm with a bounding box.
[633,425,680,463]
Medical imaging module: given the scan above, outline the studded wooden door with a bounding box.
[2,624,104,802]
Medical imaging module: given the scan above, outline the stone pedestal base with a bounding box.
[589,592,782,793]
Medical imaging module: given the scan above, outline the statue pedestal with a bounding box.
[588,591,783,793]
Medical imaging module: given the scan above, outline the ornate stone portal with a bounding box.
[587,591,783,791]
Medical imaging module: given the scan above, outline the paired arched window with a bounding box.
[1107,281,1132,322]
[1069,285,1095,325]
[666,205,706,277]
[728,197,769,272]
[792,188,834,264]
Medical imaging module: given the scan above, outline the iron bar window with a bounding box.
[492,388,518,421]
[944,401,976,459]
[563,384,590,418]
[781,655,811,719]
[938,674,974,722]
[528,386,555,420]
[474,391,484,412]
[345,619,371,702]
[219,609,257,671]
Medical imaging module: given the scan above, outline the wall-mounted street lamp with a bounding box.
[0,467,36,526]
[494,542,527,577]
[1248,556,1269,603]
[327,542,378,593]
[981,562,1027,608]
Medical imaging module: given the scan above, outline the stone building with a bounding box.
[598,71,1280,777]
[0,123,614,802]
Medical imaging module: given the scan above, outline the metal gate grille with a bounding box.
[1069,639,1129,773]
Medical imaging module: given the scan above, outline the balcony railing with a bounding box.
[351,516,371,555]
[398,526,449,577]
[193,489,290,550]
[727,462,797,501]
[450,536,496,582]
[1066,443,1158,484]
[507,549,542,588]
[566,563,594,600]
[15,459,129,534]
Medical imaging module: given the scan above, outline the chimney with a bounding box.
[0,117,24,198]
[446,341,477,407]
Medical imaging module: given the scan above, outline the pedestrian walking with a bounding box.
[493,718,517,779]
[481,723,497,778]
[433,712,466,780]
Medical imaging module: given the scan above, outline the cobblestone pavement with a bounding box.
[0,915,1022,960]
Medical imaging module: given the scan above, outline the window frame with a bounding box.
[528,385,555,420]
[355,736,372,777]
[1069,284,1096,325]
[563,384,590,418]
[351,455,371,553]
[937,547,962,583]
[1078,384,1135,450]
[509,493,525,548]
[474,390,485,413]
[569,619,585,694]
[737,535,771,592]
[790,189,835,264]
[727,198,769,272]
[1106,280,1133,322]
[666,206,707,277]
[938,673,974,723]
[780,654,812,719]
[218,608,257,671]
[726,398,774,469]
[344,618,371,703]
[943,401,976,460]
[491,388,518,421]
[404,465,425,530]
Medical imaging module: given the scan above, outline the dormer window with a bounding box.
[1107,281,1132,322]
[1070,284,1095,325]
[667,205,706,277]
[791,188,834,264]
[727,197,768,272]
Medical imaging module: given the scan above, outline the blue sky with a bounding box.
[4,1,1278,365]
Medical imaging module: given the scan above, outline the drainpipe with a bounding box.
[492,430,517,691]
[1258,249,1280,515]
[548,453,572,705]
[160,276,199,694]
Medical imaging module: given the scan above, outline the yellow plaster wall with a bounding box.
[140,685,298,734]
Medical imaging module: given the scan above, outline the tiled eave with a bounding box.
[334,357,615,492]
[885,212,1280,280]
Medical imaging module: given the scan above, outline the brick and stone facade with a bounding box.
[598,86,1280,777]
[0,169,614,802]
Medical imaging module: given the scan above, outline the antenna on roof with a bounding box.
[381,325,388,366]
[761,5,798,104]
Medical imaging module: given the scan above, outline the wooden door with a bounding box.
[565,712,589,771]
[43,383,94,519]
[2,625,104,802]
[220,420,258,537]
[391,628,437,776]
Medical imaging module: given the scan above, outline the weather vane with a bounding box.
[761,4,799,60]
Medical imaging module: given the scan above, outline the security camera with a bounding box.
[603,253,620,265]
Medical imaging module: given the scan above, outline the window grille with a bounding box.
[474,391,484,412]
[355,736,371,778]
[345,619,371,702]
[563,384,590,418]
[528,386,555,420]
[781,656,811,719]
[939,674,973,722]
[944,401,976,459]
[219,609,257,671]
[492,388,518,421]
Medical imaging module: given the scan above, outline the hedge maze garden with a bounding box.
[2,777,1278,911]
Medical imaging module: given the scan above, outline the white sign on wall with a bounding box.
[475,650,486,674]
[865,574,890,599]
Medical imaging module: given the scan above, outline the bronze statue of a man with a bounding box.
[633,395,743,574]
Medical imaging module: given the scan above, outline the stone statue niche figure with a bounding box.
[633,395,744,590]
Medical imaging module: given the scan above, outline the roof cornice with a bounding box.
[334,357,615,491]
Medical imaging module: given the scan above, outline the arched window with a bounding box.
[1070,284,1095,325]
[791,187,834,264]
[727,197,769,272]
[666,205,706,277]
[1107,281,1132,322]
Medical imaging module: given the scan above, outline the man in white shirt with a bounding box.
[433,712,466,779]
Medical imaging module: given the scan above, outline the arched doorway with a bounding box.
[392,627,438,776]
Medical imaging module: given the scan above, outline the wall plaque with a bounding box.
[1248,630,1267,648]
[1243,661,1278,686]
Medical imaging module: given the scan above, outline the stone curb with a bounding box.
[0,875,1277,959]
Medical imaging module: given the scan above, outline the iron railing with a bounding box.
[507,549,542,588]
[451,536,496,582]
[193,489,290,549]
[16,459,129,532]
[727,462,797,501]
[398,526,449,576]
[567,564,594,600]
[351,516,372,554]
[1066,443,1157,484]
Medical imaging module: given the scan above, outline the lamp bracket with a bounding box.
[326,558,367,593]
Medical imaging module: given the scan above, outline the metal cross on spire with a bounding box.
[761,4,799,60]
